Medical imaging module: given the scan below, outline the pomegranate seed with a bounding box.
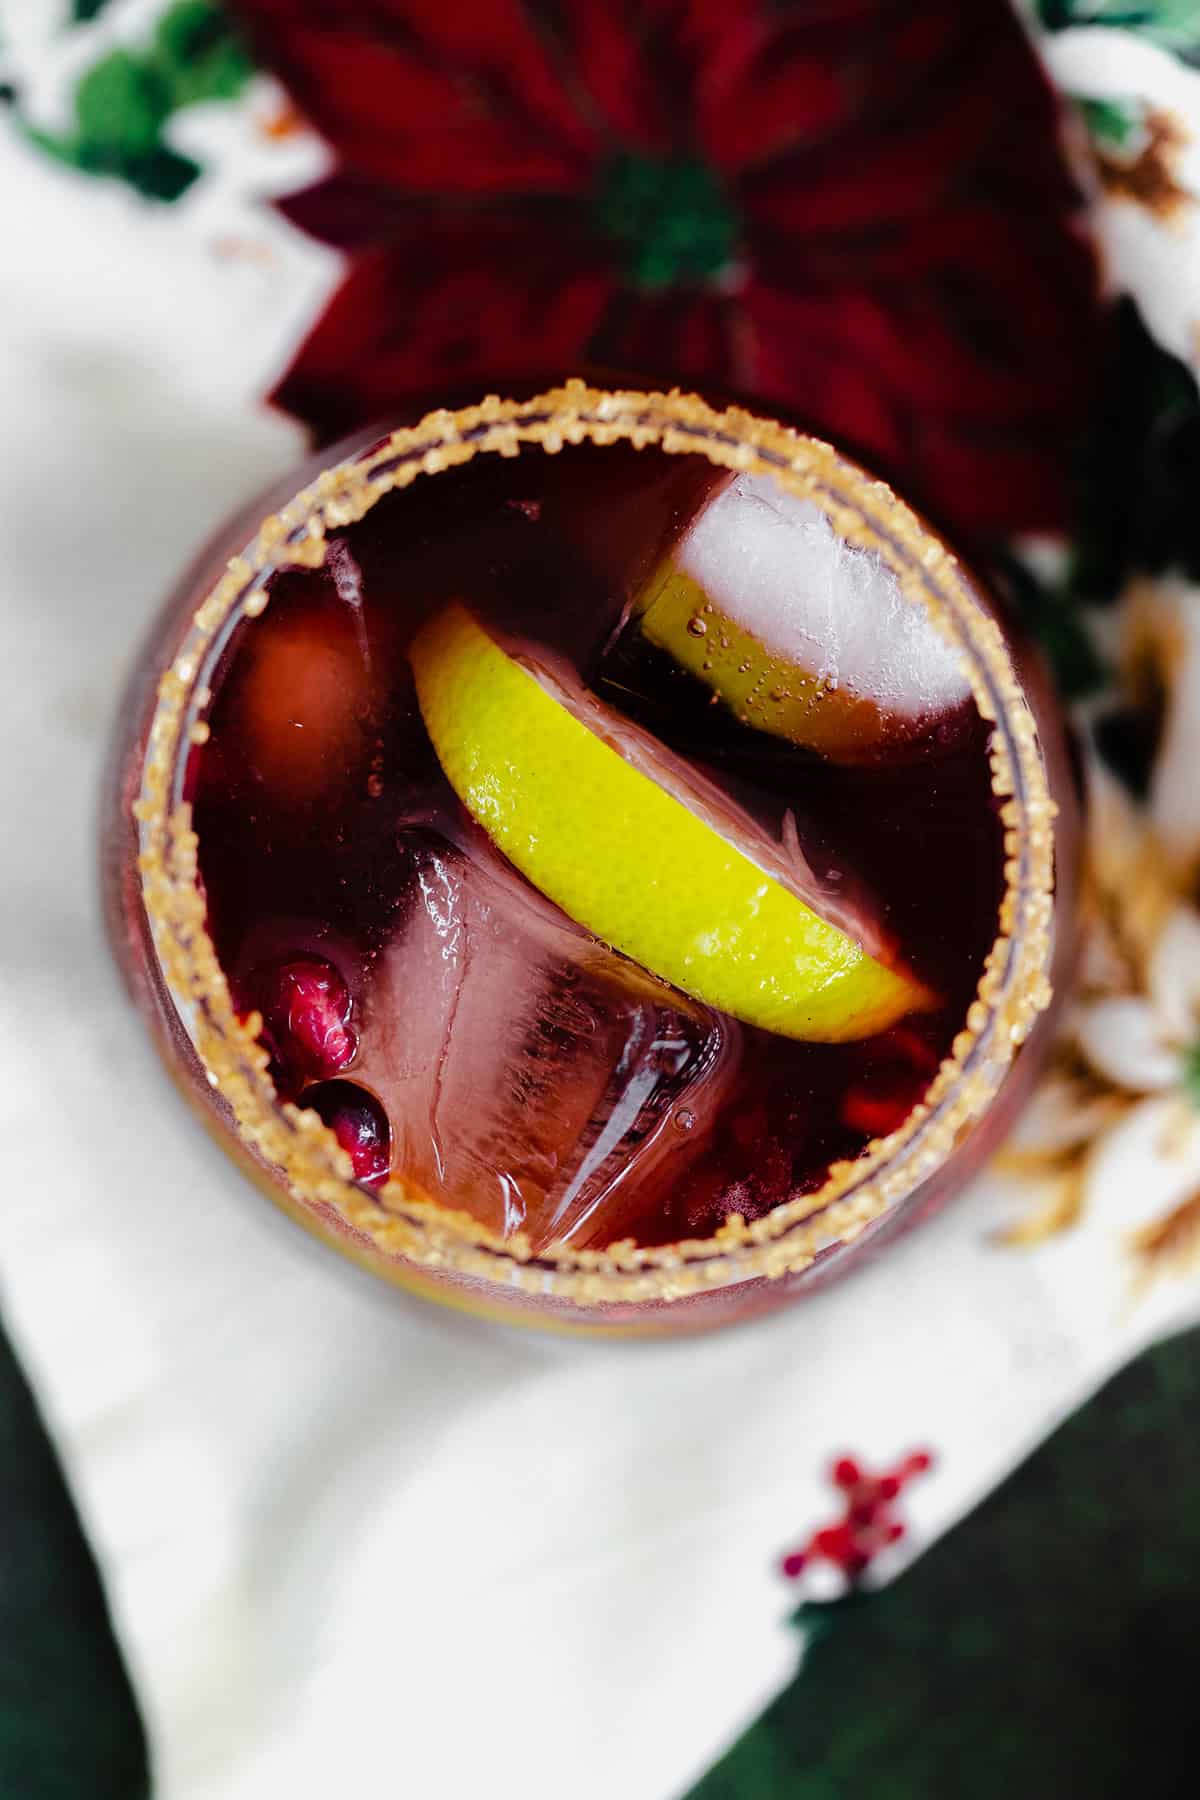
[878,1473,901,1501]
[832,1456,862,1489]
[780,1551,807,1580]
[303,1080,390,1186]
[885,1520,906,1544]
[902,1449,934,1477]
[253,957,356,1087]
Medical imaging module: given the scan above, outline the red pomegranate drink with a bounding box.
[108,387,1072,1333]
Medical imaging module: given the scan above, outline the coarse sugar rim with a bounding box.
[135,382,1055,1306]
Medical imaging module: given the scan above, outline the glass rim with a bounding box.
[135,380,1057,1307]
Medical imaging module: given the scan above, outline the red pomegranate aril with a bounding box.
[251,957,356,1090]
[831,1457,862,1489]
[303,1079,391,1186]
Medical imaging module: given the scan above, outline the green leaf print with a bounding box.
[1036,0,1200,55]
[11,0,253,203]
[1078,95,1143,146]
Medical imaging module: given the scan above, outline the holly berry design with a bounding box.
[780,1449,935,1589]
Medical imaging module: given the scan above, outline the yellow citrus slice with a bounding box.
[410,604,931,1043]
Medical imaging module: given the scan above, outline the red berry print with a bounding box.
[780,1446,935,1590]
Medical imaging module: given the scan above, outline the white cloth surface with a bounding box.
[2,24,1200,1800]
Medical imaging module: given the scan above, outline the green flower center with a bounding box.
[592,151,739,291]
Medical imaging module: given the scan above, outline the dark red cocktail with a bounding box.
[106,386,1073,1332]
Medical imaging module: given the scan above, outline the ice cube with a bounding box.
[633,472,970,756]
[684,473,968,713]
[351,836,737,1251]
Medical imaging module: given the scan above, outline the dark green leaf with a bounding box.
[1034,0,1077,27]
[1078,96,1142,145]
[122,142,202,202]
[786,1590,874,1643]
[1093,704,1160,798]
[74,48,170,158]
[990,548,1108,700]
[1037,1,1200,52]
[0,1319,150,1797]
[16,124,84,170]
[18,114,200,201]
[154,0,253,107]
[70,0,113,20]
[1070,298,1200,602]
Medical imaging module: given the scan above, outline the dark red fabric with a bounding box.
[235,0,1100,537]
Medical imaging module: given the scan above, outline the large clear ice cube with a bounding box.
[625,471,971,758]
[352,837,736,1251]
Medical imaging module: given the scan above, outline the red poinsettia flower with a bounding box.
[234,0,1099,538]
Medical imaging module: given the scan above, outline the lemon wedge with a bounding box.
[411,604,929,1043]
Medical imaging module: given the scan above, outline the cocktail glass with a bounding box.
[103,383,1075,1335]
